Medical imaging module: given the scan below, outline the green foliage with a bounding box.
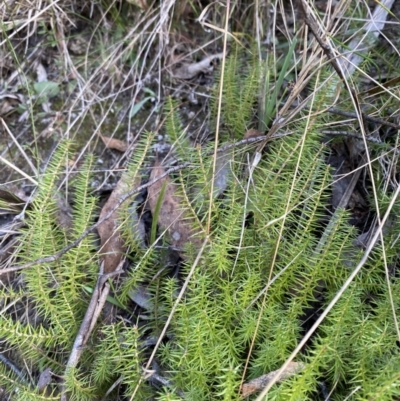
[0,141,146,400]
[2,36,400,401]
[211,46,261,138]
[163,97,192,160]
[261,38,298,128]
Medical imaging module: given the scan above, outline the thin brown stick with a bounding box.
[255,182,400,400]
[1,136,272,275]
[294,100,400,130]
[60,264,123,401]
[321,130,383,144]
[129,236,209,400]
[327,108,400,130]
[1,163,189,274]
[298,0,345,82]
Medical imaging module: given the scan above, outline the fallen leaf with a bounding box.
[172,53,224,80]
[243,129,263,140]
[98,174,133,274]
[35,62,48,83]
[100,135,128,152]
[128,285,154,311]
[212,148,232,198]
[0,188,27,213]
[37,368,52,394]
[241,362,305,397]
[0,93,23,116]
[54,194,72,232]
[147,162,203,256]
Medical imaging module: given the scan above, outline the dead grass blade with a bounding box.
[61,173,137,398]
[254,183,400,400]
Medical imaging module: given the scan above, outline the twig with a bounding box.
[216,135,266,153]
[217,131,294,154]
[290,101,400,130]
[129,237,209,400]
[1,136,275,275]
[327,108,400,130]
[0,353,30,386]
[0,163,189,274]
[60,263,123,401]
[322,130,400,154]
[298,0,345,82]
[321,131,383,144]
[241,362,305,397]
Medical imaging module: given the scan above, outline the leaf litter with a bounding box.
[100,134,129,153]
[0,0,399,399]
[147,161,204,257]
[97,173,132,274]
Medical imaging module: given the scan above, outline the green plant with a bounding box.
[1,7,400,401]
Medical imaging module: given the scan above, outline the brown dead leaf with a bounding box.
[241,362,305,397]
[100,135,128,153]
[0,94,23,116]
[98,174,133,274]
[243,129,263,140]
[147,162,203,255]
[55,194,72,232]
[37,368,52,395]
[172,53,224,80]
[212,148,232,198]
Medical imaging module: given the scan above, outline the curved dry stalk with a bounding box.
[205,0,231,235]
[255,180,400,400]
[60,264,124,401]
[253,1,399,397]
[129,236,209,401]
[0,135,273,275]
